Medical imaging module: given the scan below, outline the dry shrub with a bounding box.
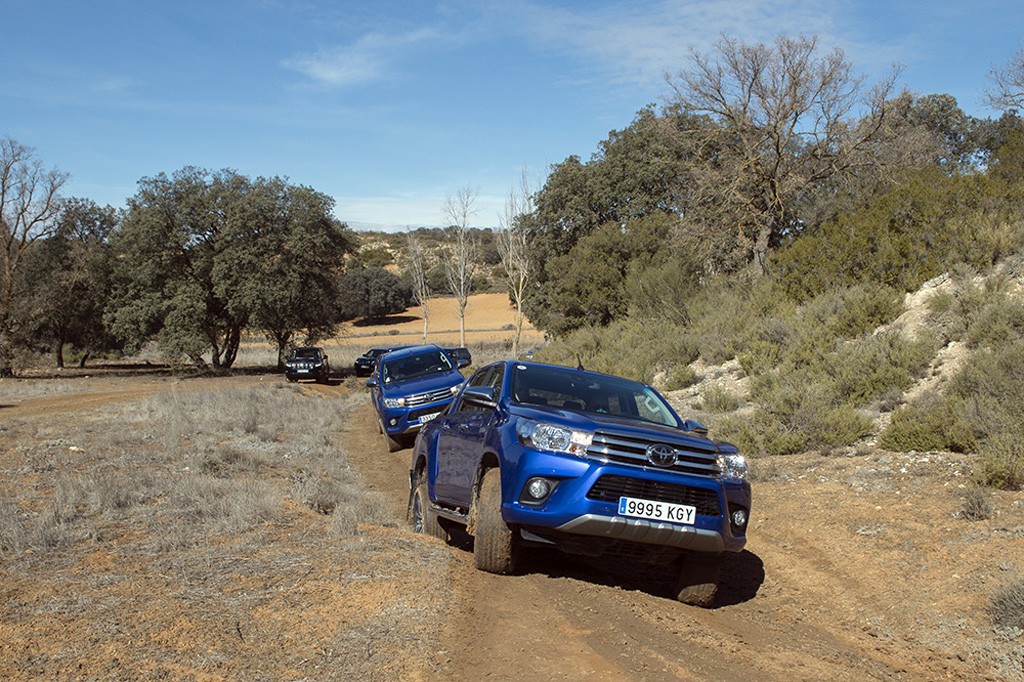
[330,491,392,537]
[959,485,992,521]
[990,576,1024,631]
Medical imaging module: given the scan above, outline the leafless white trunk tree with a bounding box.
[1,137,68,376]
[405,230,432,344]
[497,169,534,359]
[441,186,479,348]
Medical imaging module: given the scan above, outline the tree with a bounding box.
[522,106,706,330]
[20,198,119,367]
[543,216,671,336]
[0,137,69,376]
[497,170,534,358]
[665,34,902,276]
[338,267,411,321]
[985,42,1024,111]
[224,179,356,367]
[441,186,479,347]
[107,168,352,370]
[406,230,432,343]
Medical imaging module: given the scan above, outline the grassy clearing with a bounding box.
[0,380,451,681]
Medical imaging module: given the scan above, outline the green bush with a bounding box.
[977,432,1024,490]
[662,364,698,392]
[732,370,873,456]
[544,318,698,383]
[829,331,938,405]
[879,396,976,453]
[700,384,740,413]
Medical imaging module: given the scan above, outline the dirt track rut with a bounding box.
[341,394,998,682]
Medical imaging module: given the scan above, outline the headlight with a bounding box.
[516,419,592,455]
[717,453,748,480]
[383,397,404,408]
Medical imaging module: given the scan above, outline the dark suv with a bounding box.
[284,347,330,383]
[366,345,466,452]
[354,346,410,377]
[409,360,750,606]
[443,347,472,367]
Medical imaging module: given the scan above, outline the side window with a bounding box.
[485,364,504,394]
[454,366,499,414]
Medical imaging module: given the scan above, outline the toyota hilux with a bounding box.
[408,360,751,606]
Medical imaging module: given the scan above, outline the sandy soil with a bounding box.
[1,293,1022,681]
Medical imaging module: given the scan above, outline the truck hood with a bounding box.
[510,404,721,453]
[381,369,463,397]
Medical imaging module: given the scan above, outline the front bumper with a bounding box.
[380,398,454,436]
[501,447,750,555]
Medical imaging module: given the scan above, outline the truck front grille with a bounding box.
[586,431,719,477]
[406,387,454,407]
[587,474,722,517]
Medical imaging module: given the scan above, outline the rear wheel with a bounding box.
[674,554,721,607]
[409,474,445,540]
[473,468,520,574]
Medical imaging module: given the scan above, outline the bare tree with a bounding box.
[441,186,479,347]
[405,229,432,343]
[1,137,69,376]
[985,42,1024,111]
[497,170,534,359]
[665,34,901,276]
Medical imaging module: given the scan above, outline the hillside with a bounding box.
[0,281,1022,681]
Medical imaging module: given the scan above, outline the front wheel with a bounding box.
[383,429,403,452]
[409,474,445,540]
[473,468,520,574]
[674,554,721,607]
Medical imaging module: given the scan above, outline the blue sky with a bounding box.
[3,0,1022,232]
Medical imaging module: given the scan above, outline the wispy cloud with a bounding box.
[510,0,844,84]
[282,27,440,87]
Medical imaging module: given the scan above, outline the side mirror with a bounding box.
[682,419,708,435]
[365,378,378,389]
[463,385,497,409]
[457,358,470,369]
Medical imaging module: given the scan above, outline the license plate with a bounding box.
[618,497,696,525]
[418,412,440,423]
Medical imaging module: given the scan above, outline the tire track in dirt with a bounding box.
[340,389,994,682]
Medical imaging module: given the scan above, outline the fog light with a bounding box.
[519,477,557,505]
[389,418,398,427]
[731,508,747,528]
[527,478,550,499]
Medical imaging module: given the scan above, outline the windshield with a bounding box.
[382,349,455,383]
[290,348,320,360]
[510,364,680,428]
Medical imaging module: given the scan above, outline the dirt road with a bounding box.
[2,370,1019,681]
[341,391,1020,682]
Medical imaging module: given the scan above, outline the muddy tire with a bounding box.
[409,474,445,540]
[473,468,520,574]
[674,555,721,608]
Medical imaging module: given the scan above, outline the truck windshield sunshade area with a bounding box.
[383,349,455,383]
[510,363,680,428]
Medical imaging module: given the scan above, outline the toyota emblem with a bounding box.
[646,444,677,467]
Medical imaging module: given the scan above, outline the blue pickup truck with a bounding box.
[408,359,751,606]
[366,344,467,452]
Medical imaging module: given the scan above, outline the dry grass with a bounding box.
[0,380,453,681]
